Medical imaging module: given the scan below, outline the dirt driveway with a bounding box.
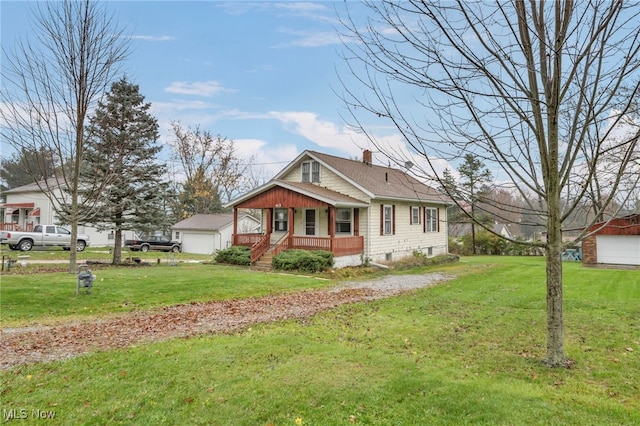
[0,273,449,370]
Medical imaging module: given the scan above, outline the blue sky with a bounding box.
[2,1,390,180]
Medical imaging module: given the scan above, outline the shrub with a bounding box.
[215,246,250,266]
[273,249,334,273]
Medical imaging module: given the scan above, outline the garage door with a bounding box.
[182,233,216,255]
[596,235,640,266]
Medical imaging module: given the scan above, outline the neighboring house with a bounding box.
[226,150,450,268]
[1,179,134,247]
[171,213,260,255]
[582,213,640,267]
[448,222,514,239]
[492,223,514,239]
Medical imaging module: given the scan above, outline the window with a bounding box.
[301,161,320,183]
[425,208,438,232]
[46,226,56,233]
[335,208,352,234]
[383,205,393,235]
[274,208,288,231]
[305,210,316,235]
[411,206,420,225]
[175,232,180,239]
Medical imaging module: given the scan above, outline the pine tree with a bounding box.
[81,77,169,264]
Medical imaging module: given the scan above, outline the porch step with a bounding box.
[251,253,273,272]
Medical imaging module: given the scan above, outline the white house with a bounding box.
[1,179,135,247]
[171,213,260,255]
[227,149,451,268]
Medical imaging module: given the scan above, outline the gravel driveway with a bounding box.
[0,272,450,369]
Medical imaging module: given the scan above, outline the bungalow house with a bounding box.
[226,150,450,268]
[1,179,134,247]
[171,213,260,255]
[582,213,640,267]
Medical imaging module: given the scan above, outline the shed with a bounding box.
[171,213,260,255]
[582,214,640,267]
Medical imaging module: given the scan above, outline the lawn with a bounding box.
[1,256,639,425]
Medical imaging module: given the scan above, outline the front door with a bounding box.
[305,209,316,235]
[274,208,288,232]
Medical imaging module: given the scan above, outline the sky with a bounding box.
[1,1,387,181]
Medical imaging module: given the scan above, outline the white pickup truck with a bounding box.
[0,224,90,252]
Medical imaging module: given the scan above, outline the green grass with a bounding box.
[1,256,639,425]
[0,263,331,326]
[0,246,213,263]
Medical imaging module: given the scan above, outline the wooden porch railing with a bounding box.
[289,235,364,257]
[234,233,263,246]
[1,222,36,232]
[250,233,271,264]
[271,236,291,257]
[331,236,365,257]
[236,233,365,263]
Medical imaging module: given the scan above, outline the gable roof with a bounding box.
[276,150,448,204]
[172,213,242,231]
[227,180,369,209]
[4,177,63,194]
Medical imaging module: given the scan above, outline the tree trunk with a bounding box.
[545,177,567,367]
[113,229,123,264]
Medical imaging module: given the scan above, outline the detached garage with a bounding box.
[172,213,260,255]
[582,214,640,267]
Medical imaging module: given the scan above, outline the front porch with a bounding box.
[233,232,365,264]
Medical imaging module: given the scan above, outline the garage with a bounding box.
[582,214,640,267]
[181,232,217,255]
[172,213,260,255]
[596,235,640,266]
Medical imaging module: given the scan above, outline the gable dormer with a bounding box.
[301,160,320,183]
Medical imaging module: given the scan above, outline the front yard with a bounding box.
[0,256,638,425]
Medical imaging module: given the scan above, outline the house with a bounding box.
[1,179,134,247]
[226,150,450,268]
[171,213,260,255]
[582,213,640,267]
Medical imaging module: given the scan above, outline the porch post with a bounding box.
[233,207,238,245]
[266,208,272,234]
[288,207,294,247]
[328,205,335,252]
[354,208,359,236]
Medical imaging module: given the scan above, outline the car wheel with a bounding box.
[19,239,33,251]
[141,245,149,252]
[171,245,180,253]
[77,240,86,252]
[9,245,18,250]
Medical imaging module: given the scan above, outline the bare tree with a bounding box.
[1,0,129,273]
[339,1,640,367]
[169,121,255,219]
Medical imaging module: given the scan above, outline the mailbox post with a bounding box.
[76,264,96,294]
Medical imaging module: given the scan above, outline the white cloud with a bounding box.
[164,81,236,97]
[268,111,367,158]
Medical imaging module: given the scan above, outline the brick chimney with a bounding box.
[363,149,372,165]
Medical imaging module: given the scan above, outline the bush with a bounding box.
[273,249,334,273]
[215,246,250,266]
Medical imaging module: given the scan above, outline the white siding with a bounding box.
[366,201,448,263]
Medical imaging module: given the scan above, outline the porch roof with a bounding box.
[229,180,369,209]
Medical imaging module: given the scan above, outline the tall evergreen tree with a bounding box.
[81,77,169,264]
[457,155,492,255]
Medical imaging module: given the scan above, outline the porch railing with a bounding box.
[250,233,271,264]
[236,233,365,263]
[234,233,263,246]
